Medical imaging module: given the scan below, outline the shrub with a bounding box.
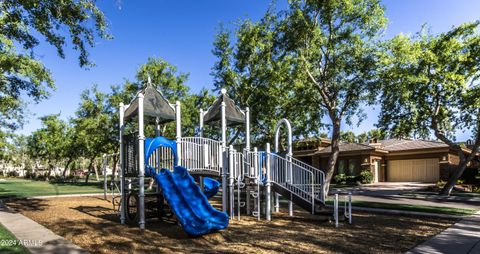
[460,168,479,184]
[345,175,357,183]
[456,179,465,185]
[334,173,347,184]
[35,174,47,181]
[7,171,19,177]
[49,175,65,183]
[359,170,373,184]
[436,180,447,188]
[25,170,36,179]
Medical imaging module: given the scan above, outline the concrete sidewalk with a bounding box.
[406,211,480,254]
[0,203,88,254]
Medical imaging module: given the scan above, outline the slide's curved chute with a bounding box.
[203,177,220,199]
[144,136,228,236]
[173,166,228,229]
[151,168,212,236]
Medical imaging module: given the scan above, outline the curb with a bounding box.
[31,193,105,199]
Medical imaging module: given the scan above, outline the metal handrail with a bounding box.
[177,137,223,175]
[243,150,326,213]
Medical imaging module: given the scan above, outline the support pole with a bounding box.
[245,107,250,151]
[229,145,234,218]
[254,147,260,221]
[221,99,227,213]
[199,109,204,137]
[155,118,161,194]
[103,154,107,200]
[119,103,125,224]
[274,193,279,213]
[265,143,271,221]
[138,93,145,230]
[199,109,204,192]
[334,193,339,228]
[175,101,181,166]
[244,107,250,216]
[348,192,352,225]
[246,185,251,215]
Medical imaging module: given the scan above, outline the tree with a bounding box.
[27,114,69,178]
[377,21,480,195]
[340,131,357,143]
[61,126,80,177]
[357,129,386,143]
[212,0,387,192]
[211,13,326,146]
[73,86,113,182]
[0,0,110,135]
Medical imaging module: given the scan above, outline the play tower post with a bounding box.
[119,102,126,224]
[138,93,145,230]
[265,143,271,221]
[221,99,227,212]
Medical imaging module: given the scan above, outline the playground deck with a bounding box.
[5,196,455,254]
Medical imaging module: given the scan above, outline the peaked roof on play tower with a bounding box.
[203,89,245,126]
[124,83,176,123]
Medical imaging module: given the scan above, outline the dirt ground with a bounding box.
[5,196,455,254]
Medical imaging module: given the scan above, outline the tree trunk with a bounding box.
[46,161,54,180]
[324,118,341,195]
[62,157,74,177]
[85,159,94,183]
[440,157,468,196]
[111,155,118,181]
[94,161,100,182]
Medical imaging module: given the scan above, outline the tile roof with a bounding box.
[378,139,448,152]
[313,139,448,154]
[316,142,375,154]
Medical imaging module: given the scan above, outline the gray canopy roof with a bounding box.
[124,85,176,123]
[203,92,245,126]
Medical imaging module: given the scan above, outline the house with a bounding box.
[294,138,478,183]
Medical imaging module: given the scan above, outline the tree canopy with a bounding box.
[212,0,388,190]
[377,21,480,195]
[27,114,70,176]
[0,0,110,134]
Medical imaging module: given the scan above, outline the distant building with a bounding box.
[294,138,479,183]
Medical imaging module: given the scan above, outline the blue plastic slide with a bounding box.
[149,168,212,235]
[144,137,228,236]
[173,166,228,229]
[203,177,220,199]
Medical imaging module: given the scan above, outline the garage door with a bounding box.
[387,158,439,182]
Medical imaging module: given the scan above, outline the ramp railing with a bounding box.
[243,150,326,213]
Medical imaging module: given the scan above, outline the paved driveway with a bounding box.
[330,182,480,210]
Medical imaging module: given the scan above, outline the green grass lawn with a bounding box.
[406,190,480,198]
[0,223,30,254]
[329,183,358,189]
[0,178,104,198]
[325,200,477,216]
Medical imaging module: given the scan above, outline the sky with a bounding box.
[19,0,480,141]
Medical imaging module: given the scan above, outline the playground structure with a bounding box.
[113,81,351,235]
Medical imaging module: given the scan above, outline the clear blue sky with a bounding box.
[20,0,480,141]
